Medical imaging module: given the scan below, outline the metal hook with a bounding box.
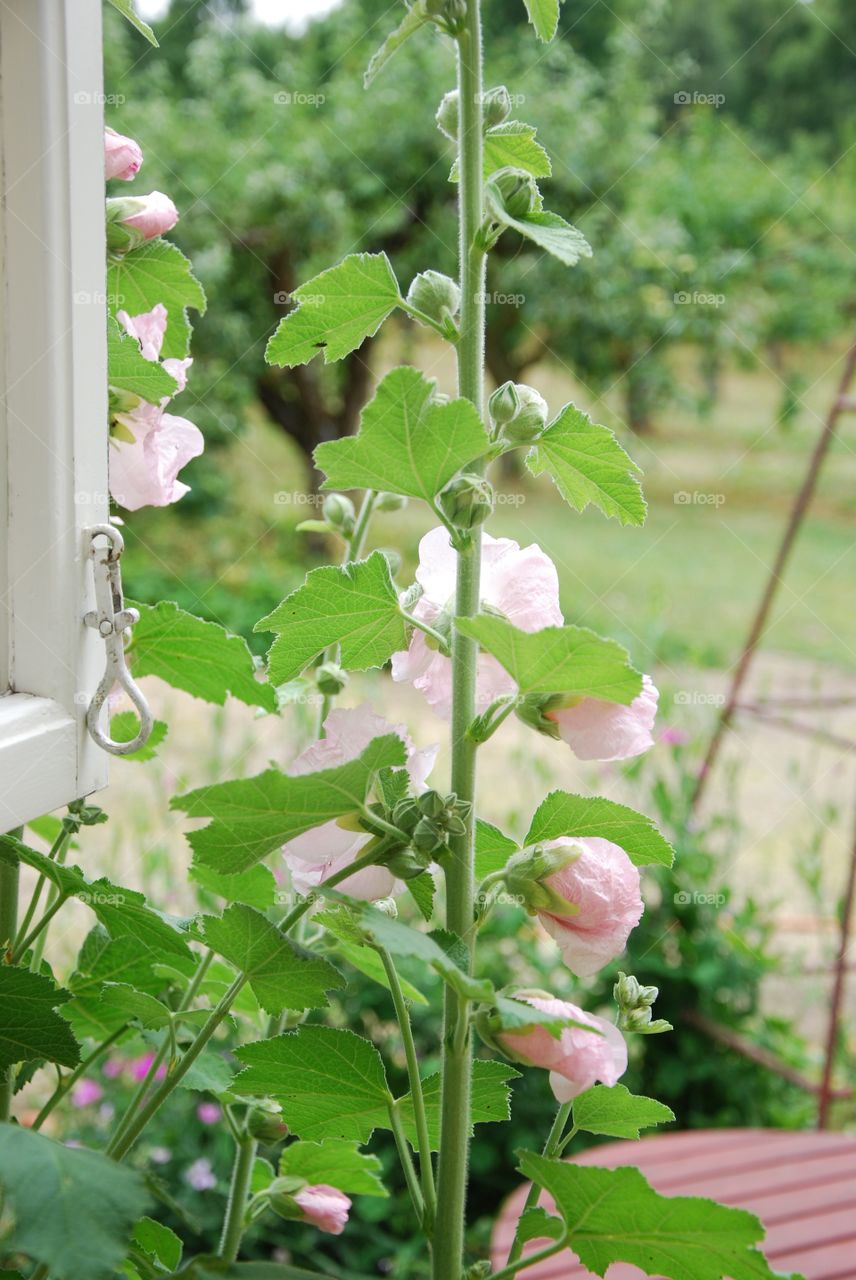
[83,523,154,756]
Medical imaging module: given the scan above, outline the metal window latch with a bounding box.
[83,523,153,756]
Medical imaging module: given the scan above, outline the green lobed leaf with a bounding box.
[527,403,646,525]
[315,366,490,502]
[406,870,436,922]
[132,1217,183,1272]
[475,818,520,879]
[190,863,277,910]
[526,792,675,868]
[172,732,406,874]
[456,616,643,703]
[0,1123,148,1280]
[108,240,206,359]
[107,315,177,404]
[451,122,552,181]
[265,253,400,367]
[496,207,592,267]
[572,1083,675,1139]
[399,1060,520,1150]
[522,0,561,42]
[279,1138,387,1197]
[517,1206,565,1245]
[106,0,158,44]
[65,981,172,1041]
[517,1153,803,1280]
[235,1026,390,1143]
[0,966,80,1071]
[364,0,430,87]
[255,552,406,685]
[200,904,344,1015]
[130,601,276,711]
[315,906,428,1004]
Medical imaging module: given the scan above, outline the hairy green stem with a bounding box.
[0,831,21,1122]
[492,1232,569,1280]
[387,1098,425,1225]
[379,948,436,1225]
[13,828,71,950]
[11,893,68,965]
[505,1102,573,1265]
[218,1127,258,1261]
[433,4,486,1277]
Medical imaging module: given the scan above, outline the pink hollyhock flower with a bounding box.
[535,838,643,977]
[392,526,562,719]
[293,1184,351,1235]
[102,1057,124,1079]
[546,674,659,762]
[661,726,689,746]
[110,305,202,510]
[282,706,437,901]
[497,993,627,1101]
[118,190,178,241]
[130,1052,167,1083]
[196,1102,221,1125]
[184,1157,217,1192]
[71,1078,104,1107]
[104,127,143,181]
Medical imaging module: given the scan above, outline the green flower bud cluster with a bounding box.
[437,473,495,531]
[614,971,672,1035]
[436,85,512,143]
[488,381,549,445]
[322,493,355,538]
[63,799,108,836]
[375,491,408,513]
[425,0,467,36]
[390,789,473,868]
[246,1104,289,1144]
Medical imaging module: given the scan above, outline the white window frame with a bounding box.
[0,0,110,829]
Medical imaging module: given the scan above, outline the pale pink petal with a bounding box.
[391,629,435,687]
[413,525,458,601]
[548,675,659,762]
[105,127,143,181]
[121,190,179,240]
[481,540,563,631]
[162,356,192,395]
[110,406,203,511]
[117,303,168,362]
[537,838,643,977]
[498,994,628,1101]
[294,1184,351,1235]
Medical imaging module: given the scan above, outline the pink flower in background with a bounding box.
[71,1079,104,1107]
[535,838,643,977]
[392,527,562,719]
[546,674,659,762]
[184,1158,217,1192]
[130,1052,167,1083]
[104,127,143,181]
[293,1184,351,1235]
[149,1146,172,1164]
[282,705,437,901]
[197,1102,221,1125]
[497,994,627,1101]
[118,190,178,241]
[110,304,203,511]
[103,1057,124,1079]
[661,726,689,746]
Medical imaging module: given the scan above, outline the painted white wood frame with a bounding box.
[0,0,110,829]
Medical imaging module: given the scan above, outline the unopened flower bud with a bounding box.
[246,1106,289,1144]
[106,191,179,254]
[435,89,459,140]
[488,381,521,427]
[504,842,582,915]
[266,1175,309,1220]
[376,491,408,512]
[392,797,421,834]
[417,790,447,820]
[426,0,467,34]
[487,166,538,220]
[412,817,446,854]
[386,845,434,880]
[406,270,461,336]
[380,547,402,577]
[500,385,549,444]
[373,896,399,918]
[623,1006,654,1032]
[322,493,355,537]
[515,691,563,739]
[315,662,348,697]
[614,971,641,1010]
[437,473,494,530]
[481,86,512,129]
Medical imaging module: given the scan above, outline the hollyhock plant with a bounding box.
[392,526,562,718]
[110,304,203,510]
[104,126,143,181]
[281,705,437,900]
[533,837,644,977]
[293,1185,352,1235]
[117,190,179,241]
[497,994,628,1101]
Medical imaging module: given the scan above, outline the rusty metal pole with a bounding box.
[818,795,856,1129]
[690,340,856,814]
